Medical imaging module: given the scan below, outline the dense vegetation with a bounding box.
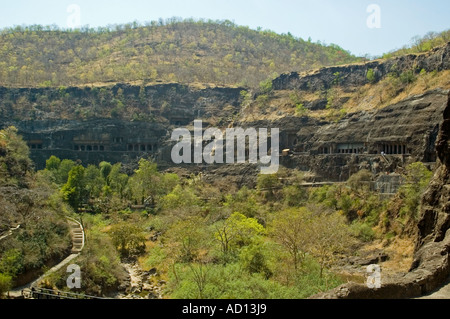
[1,128,433,298]
[382,29,450,59]
[41,157,432,298]
[0,22,444,299]
[36,158,354,298]
[0,18,361,88]
[0,127,71,296]
[0,127,435,298]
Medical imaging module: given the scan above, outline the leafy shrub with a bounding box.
[367,68,376,83]
[400,70,417,85]
[259,78,273,94]
[108,223,146,257]
[398,162,432,220]
[350,221,376,242]
[169,263,299,299]
[0,273,12,298]
[282,185,308,207]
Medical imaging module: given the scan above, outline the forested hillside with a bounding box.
[0,18,361,88]
[1,16,449,300]
[382,29,450,58]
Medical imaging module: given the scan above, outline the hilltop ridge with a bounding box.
[0,19,361,88]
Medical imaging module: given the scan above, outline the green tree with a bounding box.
[214,212,265,257]
[44,156,76,185]
[109,222,146,257]
[282,185,308,207]
[256,173,281,201]
[84,164,105,199]
[268,208,313,271]
[61,165,87,211]
[129,159,162,205]
[399,162,433,220]
[54,159,76,185]
[0,249,23,279]
[259,78,273,94]
[239,242,273,279]
[158,184,200,211]
[223,186,259,218]
[0,126,32,186]
[400,70,416,85]
[0,248,24,297]
[99,161,113,185]
[160,173,180,195]
[45,155,61,171]
[108,163,129,198]
[309,185,340,210]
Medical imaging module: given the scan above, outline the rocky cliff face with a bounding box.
[312,91,450,299]
[2,90,448,179]
[0,83,243,123]
[418,96,450,246]
[0,44,448,180]
[272,42,450,92]
[0,83,244,170]
[237,89,448,181]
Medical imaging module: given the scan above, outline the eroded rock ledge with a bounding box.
[312,90,450,299]
[273,42,450,92]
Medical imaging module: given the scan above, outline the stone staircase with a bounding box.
[68,219,84,254]
[8,217,86,298]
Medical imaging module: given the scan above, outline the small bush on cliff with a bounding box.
[259,78,273,95]
[399,162,433,221]
[350,221,376,242]
[367,68,376,83]
[400,70,417,85]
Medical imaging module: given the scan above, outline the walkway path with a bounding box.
[7,217,85,298]
[0,225,21,241]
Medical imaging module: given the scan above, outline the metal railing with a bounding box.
[22,287,106,300]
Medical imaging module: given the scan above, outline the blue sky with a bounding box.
[1,0,449,57]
